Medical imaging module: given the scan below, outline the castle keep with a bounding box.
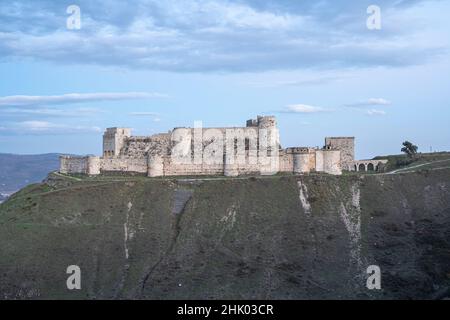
[60,116,387,177]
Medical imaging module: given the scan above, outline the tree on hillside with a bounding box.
[401,141,418,158]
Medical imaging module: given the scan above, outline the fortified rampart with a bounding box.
[60,155,100,175]
[325,137,355,170]
[60,115,385,177]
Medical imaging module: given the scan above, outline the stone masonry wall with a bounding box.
[59,116,349,177]
[60,156,87,174]
[325,137,354,170]
[60,156,100,175]
[101,158,148,174]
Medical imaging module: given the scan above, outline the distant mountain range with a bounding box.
[0,153,61,201]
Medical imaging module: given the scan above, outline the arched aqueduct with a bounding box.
[349,160,388,172]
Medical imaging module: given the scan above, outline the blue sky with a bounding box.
[0,0,449,159]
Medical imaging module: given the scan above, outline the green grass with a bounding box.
[1,165,450,299]
[374,152,450,171]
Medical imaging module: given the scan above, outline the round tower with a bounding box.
[147,154,164,177]
[257,116,277,129]
[293,153,310,174]
[323,150,342,175]
[86,156,100,175]
[257,116,280,152]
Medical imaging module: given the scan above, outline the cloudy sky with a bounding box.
[0,0,449,158]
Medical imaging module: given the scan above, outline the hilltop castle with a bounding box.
[60,116,387,177]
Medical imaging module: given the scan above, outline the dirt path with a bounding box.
[386,159,450,174]
[53,172,83,181]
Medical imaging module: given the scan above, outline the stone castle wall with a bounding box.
[325,137,355,170]
[60,152,341,177]
[60,156,87,174]
[60,156,101,175]
[315,150,342,175]
[60,116,350,177]
[101,157,148,174]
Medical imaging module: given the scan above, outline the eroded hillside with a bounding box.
[0,170,449,299]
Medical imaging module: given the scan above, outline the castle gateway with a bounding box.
[59,116,386,177]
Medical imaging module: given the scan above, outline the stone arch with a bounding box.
[367,163,375,171]
[354,164,358,171]
[358,163,366,172]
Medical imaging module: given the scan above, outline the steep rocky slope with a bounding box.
[0,170,449,299]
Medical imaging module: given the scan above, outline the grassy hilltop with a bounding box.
[1,159,450,299]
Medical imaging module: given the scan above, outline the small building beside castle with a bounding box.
[60,116,387,177]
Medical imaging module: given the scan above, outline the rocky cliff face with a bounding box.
[0,170,449,300]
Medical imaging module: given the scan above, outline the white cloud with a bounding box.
[0,92,167,107]
[129,111,161,122]
[366,98,392,106]
[243,75,346,88]
[0,107,102,117]
[0,0,443,72]
[129,112,160,116]
[281,104,330,113]
[4,121,102,134]
[22,121,57,131]
[367,109,387,116]
[198,1,301,30]
[344,98,392,108]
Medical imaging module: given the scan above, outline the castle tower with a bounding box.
[86,156,100,175]
[246,116,277,130]
[324,137,355,170]
[147,154,164,177]
[103,128,131,158]
[315,149,342,175]
[256,116,280,152]
[257,115,277,130]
